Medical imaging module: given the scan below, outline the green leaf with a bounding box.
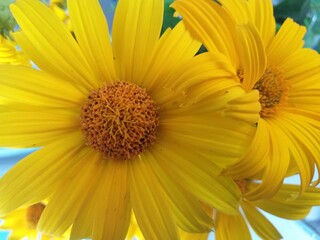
[274,0,310,25]
[162,0,180,34]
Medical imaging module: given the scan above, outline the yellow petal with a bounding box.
[145,149,213,232]
[161,113,255,169]
[129,155,179,239]
[255,184,320,220]
[277,113,320,188]
[0,65,84,107]
[154,51,238,109]
[68,0,116,82]
[223,118,269,179]
[0,132,84,216]
[223,89,261,124]
[172,0,239,67]
[215,211,251,240]
[10,0,97,90]
[236,24,267,91]
[244,119,290,200]
[140,21,201,91]
[70,182,100,239]
[151,140,241,214]
[92,160,131,240]
[247,0,276,48]
[267,18,306,67]
[0,109,79,148]
[280,48,320,89]
[38,149,100,237]
[112,0,163,83]
[241,200,282,240]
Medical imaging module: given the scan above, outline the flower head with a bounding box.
[173,0,320,199]
[0,0,256,238]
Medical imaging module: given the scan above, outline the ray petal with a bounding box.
[68,0,116,83]
[0,132,85,216]
[129,155,179,239]
[10,0,97,90]
[112,0,163,83]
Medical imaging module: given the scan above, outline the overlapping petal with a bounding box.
[10,0,97,90]
[68,0,116,83]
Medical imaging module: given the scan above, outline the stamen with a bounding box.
[253,66,288,117]
[80,81,159,160]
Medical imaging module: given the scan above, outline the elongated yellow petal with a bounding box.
[223,89,261,124]
[267,18,306,67]
[0,132,84,216]
[145,149,213,232]
[0,65,84,107]
[161,113,255,169]
[70,180,102,239]
[215,211,251,240]
[218,0,252,24]
[151,140,241,214]
[140,21,201,91]
[255,184,320,220]
[154,52,240,112]
[244,119,290,200]
[10,0,97,90]
[242,200,282,240]
[112,0,163,83]
[0,109,79,147]
[129,155,179,239]
[223,119,269,179]
[172,0,239,67]
[38,149,100,237]
[236,24,267,91]
[280,48,320,89]
[278,113,320,188]
[247,0,275,47]
[68,0,116,82]
[92,160,131,240]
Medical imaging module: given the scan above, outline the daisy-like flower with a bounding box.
[0,0,256,238]
[0,202,67,240]
[172,0,320,199]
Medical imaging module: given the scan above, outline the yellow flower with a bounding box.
[0,0,256,238]
[0,202,67,240]
[0,35,29,66]
[172,0,320,199]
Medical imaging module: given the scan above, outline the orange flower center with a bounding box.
[253,66,288,118]
[80,81,159,160]
[26,203,45,230]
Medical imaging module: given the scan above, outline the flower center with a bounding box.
[234,179,247,194]
[26,203,45,230]
[80,81,159,160]
[253,66,288,118]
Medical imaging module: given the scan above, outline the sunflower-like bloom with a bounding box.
[0,0,256,238]
[0,202,67,240]
[0,35,29,66]
[173,0,320,199]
